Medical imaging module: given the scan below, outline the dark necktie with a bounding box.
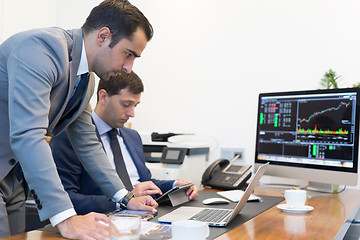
[107,128,133,190]
[63,73,89,116]
[13,162,24,182]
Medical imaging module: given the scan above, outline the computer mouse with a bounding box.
[202,197,230,205]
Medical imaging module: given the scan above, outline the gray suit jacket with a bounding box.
[0,28,124,221]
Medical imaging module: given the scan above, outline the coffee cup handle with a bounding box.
[205,224,210,238]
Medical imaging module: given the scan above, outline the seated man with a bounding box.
[50,71,198,215]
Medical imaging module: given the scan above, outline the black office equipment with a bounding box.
[201,159,252,190]
[160,147,187,164]
[151,132,185,142]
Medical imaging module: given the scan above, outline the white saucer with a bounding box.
[277,204,314,213]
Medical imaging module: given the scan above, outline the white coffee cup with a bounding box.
[172,220,209,240]
[284,189,307,209]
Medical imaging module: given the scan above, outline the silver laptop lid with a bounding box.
[157,163,269,226]
[225,162,269,224]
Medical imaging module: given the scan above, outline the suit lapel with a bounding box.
[92,117,105,151]
[52,73,95,136]
[120,128,137,162]
[48,29,83,135]
[120,128,150,181]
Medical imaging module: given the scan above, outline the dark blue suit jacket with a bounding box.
[50,124,174,215]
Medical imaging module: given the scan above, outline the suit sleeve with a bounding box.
[50,131,116,215]
[7,35,74,221]
[66,106,124,200]
[151,178,175,193]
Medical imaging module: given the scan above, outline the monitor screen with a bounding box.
[254,88,360,189]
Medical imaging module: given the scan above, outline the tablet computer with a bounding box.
[155,182,194,203]
[117,209,157,221]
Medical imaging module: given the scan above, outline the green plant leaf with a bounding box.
[320,69,341,89]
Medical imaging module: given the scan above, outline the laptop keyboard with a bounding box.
[189,208,232,223]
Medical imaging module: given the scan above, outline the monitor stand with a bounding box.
[258,176,341,195]
[306,182,339,194]
[259,176,341,199]
[258,175,308,189]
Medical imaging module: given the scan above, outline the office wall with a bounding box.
[1,0,360,186]
[129,0,360,161]
[0,0,57,42]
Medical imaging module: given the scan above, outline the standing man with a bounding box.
[50,72,199,215]
[0,1,157,239]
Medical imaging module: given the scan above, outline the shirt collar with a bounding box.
[92,111,118,136]
[77,40,89,76]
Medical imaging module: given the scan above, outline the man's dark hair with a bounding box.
[82,0,153,48]
[97,71,144,101]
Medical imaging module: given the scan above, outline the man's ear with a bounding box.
[97,27,111,45]
[98,89,108,104]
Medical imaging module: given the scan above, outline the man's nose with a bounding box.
[127,107,135,118]
[123,60,135,73]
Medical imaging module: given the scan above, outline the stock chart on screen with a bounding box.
[257,91,357,168]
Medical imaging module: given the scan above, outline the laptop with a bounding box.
[158,162,269,227]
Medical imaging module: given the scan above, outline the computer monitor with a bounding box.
[254,88,360,192]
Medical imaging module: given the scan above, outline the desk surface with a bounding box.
[2,186,360,240]
[219,186,360,240]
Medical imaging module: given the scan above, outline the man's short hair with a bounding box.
[97,71,144,101]
[82,0,153,48]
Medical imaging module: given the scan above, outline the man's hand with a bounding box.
[132,181,162,197]
[176,179,199,200]
[127,195,158,213]
[56,212,109,240]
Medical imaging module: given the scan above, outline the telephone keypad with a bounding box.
[213,171,244,186]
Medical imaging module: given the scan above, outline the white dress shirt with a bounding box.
[92,111,141,186]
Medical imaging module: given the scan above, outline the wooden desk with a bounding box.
[2,186,360,240]
[218,186,360,240]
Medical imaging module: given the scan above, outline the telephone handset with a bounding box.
[201,158,252,190]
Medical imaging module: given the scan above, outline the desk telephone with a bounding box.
[201,158,252,190]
